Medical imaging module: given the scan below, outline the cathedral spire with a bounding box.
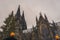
[52,20,57,31]
[52,20,55,26]
[15,5,21,19]
[22,11,24,18]
[32,25,35,31]
[11,11,13,15]
[36,16,38,24]
[39,12,44,21]
[21,11,27,30]
[44,14,48,22]
[9,11,14,17]
[21,11,26,21]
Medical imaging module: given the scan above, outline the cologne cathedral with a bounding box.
[0,5,58,40]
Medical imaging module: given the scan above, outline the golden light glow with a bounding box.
[10,32,15,37]
[55,34,59,39]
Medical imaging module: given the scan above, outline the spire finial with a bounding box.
[44,14,47,20]
[15,5,21,18]
[44,14,48,22]
[52,20,55,24]
[32,25,35,31]
[18,5,20,9]
[36,16,38,24]
[12,11,13,15]
[22,11,24,17]
[39,12,44,20]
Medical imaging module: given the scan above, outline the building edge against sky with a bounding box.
[0,5,60,31]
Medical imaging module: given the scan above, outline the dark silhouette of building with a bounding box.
[15,5,27,30]
[0,5,58,40]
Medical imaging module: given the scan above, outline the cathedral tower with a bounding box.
[15,5,27,30]
[21,11,27,30]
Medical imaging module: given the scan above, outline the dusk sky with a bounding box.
[0,0,60,29]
